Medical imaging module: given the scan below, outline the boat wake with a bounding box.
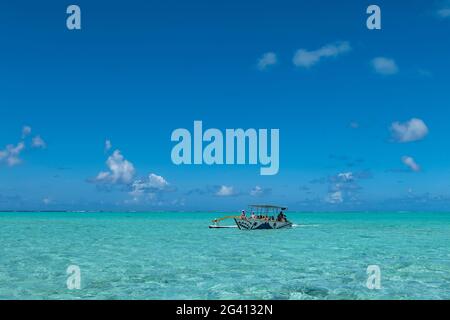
[292,224,320,228]
[209,225,238,229]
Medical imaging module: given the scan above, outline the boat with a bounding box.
[209,216,239,229]
[210,205,293,230]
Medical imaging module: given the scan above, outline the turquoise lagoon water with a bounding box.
[0,211,449,300]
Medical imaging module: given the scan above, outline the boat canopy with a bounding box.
[248,204,287,214]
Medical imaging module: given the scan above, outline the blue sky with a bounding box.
[1,0,450,211]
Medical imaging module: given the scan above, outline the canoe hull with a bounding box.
[234,218,292,230]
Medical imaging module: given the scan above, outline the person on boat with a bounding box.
[240,210,247,220]
[277,211,285,222]
[250,212,256,219]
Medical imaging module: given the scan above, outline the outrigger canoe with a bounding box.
[210,205,293,230]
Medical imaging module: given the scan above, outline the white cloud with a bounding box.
[105,140,112,152]
[216,185,235,197]
[95,150,135,184]
[93,148,173,203]
[250,185,271,197]
[325,191,343,204]
[0,126,46,167]
[130,173,171,200]
[436,1,450,18]
[437,8,450,18]
[257,52,277,70]
[390,118,429,143]
[371,57,398,75]
[22,126,32,138]
[131,173,169,193]
[402,156,421,172]
[146,173,169,189]
[32,135,46,148]
[42,197,52,205]
[95,171,110,181]
[0,142,25,166]
[319,171,372,205]
[337,172,354,182]
[293,41,351,68]
[250,186,263,196]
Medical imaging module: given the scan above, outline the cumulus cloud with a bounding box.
[32,135,46,148]
[390,118,429,143]
[293,41,351,68]
[257,52,277,70]
[317,170,372,205]
[147,173,169,189]
[0,126,46,167]
[371,57,399,75]
[0,142,25,166]
[22,126,32,138]
[95,150,136,184]
[105,140,112,152]
[438,8,450,17]
[92,145,174,203]
[325,191,343,204]
[337,172,354,182]
[130,173,171,199]
[185,185,241,197]
[250,186,272,197]
[437,1,450,18]
[216,185,235,197]
[402,156,421,172]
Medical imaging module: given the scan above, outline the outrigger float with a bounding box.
[210,205,293,230]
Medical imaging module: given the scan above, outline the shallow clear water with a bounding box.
[0,212,449,300]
